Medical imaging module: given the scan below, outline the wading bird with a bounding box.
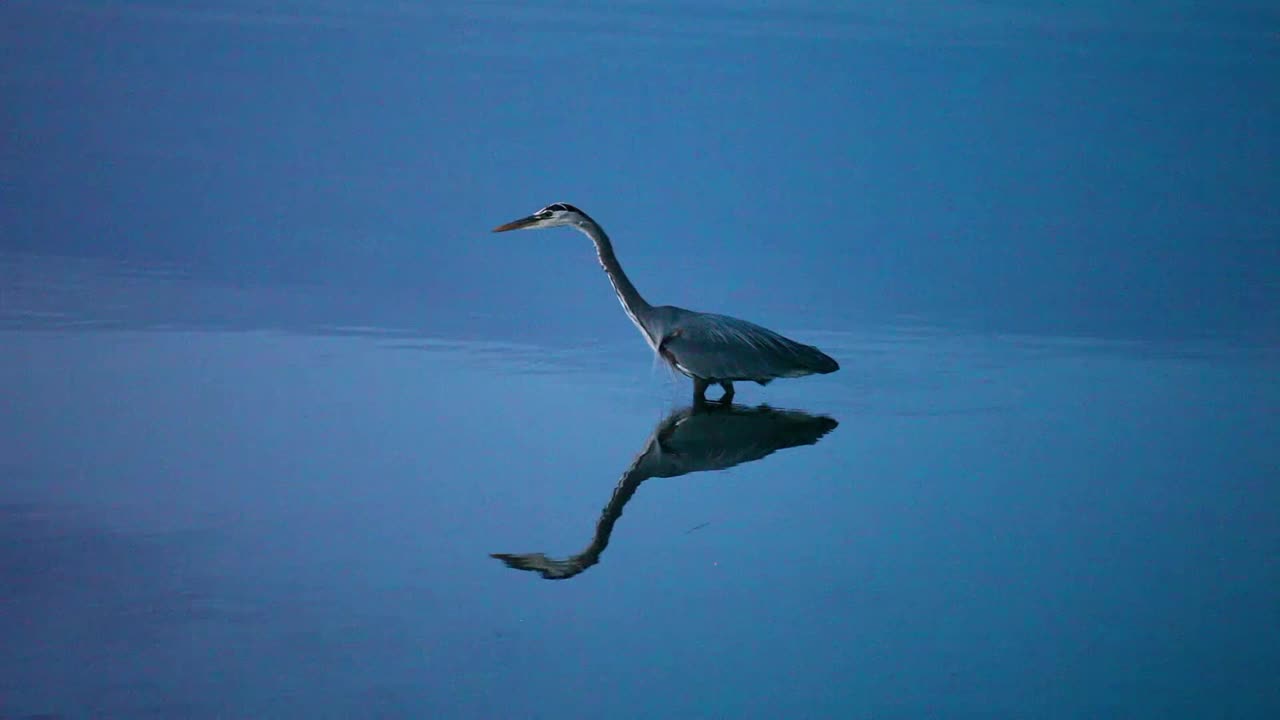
[493,203,838,402]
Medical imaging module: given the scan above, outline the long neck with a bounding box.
[576,219,656,350]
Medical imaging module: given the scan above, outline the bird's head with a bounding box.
[492,202,590,233]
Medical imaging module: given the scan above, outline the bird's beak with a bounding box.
[492,214,542,233]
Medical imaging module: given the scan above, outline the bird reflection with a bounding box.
[492,402,838,580]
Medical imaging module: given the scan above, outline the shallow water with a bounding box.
[2,257,1277,718]
[4,1,1279,717]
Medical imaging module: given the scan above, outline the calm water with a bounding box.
[4,2,1279,718]
[2,256,1276,718]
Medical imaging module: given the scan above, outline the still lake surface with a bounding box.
[4,1,1279,717]
[2,254,1276,718]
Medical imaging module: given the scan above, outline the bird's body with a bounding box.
[648,306,837,397]
[493,203,838,402]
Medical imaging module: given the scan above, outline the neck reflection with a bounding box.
[492,402,838,580]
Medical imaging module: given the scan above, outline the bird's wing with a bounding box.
[658,313,838,381]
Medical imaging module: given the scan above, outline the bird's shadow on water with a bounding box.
[491,401,838,580]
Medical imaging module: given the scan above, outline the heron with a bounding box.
[493,203,839,402]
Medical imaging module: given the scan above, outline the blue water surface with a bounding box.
[2,2,1278,718]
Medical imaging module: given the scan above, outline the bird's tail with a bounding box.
[804,343,840,374]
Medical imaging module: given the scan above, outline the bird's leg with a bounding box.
[718,381,735,403]
[693,377,710,403]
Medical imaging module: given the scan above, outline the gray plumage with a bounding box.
[493,202,839,402]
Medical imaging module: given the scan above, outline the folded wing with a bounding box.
[658,313,838,383]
